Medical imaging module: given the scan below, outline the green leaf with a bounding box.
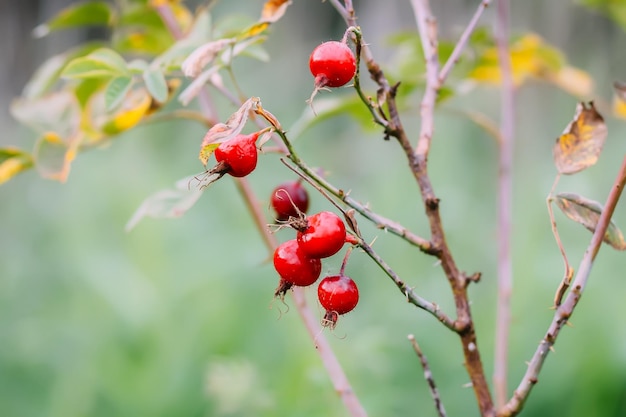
[33,1,113,38]
[105,76,134,112]
[113,28,175,55]
[118,4,165,28]
[125,176,204,231]
[61,48,129,79]
[555,192,626,250]
[143,68,168,104]
[75,78,106,109]
[0,148,34,185]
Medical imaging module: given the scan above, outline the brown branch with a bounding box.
[408,335,448,417]
[499,156,626,416]
[493,0,515,408]
[410,1,495,415]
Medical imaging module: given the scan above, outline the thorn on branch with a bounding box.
[426,197,440,210]
[466,272,482,285]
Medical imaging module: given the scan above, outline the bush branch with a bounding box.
[499,156,626,416]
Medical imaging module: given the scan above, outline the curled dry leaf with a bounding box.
[198,97,260,165]
[555,192,626,251]
[181,38,233,77]
[553,101,607,175]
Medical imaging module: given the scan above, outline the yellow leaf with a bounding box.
[238,22,270,40]
[101,89,152,135]
[553,101,607,175]
[198,143,220,167]
[470,34,564,87]
[261,0,291,23]
[0,148,33,185]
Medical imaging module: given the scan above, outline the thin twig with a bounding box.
[493,0,515,409]
[499,156,626,416]
[439,1,491,83]
[408,335,448,417]
[412,0,440,158]
[360,242,456,330]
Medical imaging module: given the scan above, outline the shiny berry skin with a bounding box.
[297,211,346,259]
[318,275,359,328]
[214,133,259,177]
[273,239,322,287]
[309,41,356,88]
[271,181,310,221]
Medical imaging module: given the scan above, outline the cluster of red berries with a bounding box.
[208,39,360,328]
[270,183,359,329]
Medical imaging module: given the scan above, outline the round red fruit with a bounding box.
[273,239,322,287]
[271,181,309,221]
[297,211,346,259]
[309,41,356,88]
[214,133,259,177]
[318,275,359,315]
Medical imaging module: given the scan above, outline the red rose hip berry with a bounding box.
[318,275,359,328]
[297,211,346,259]
[214,132,259,177]
[309,41,356,88]
[271,180,310,221]
[273,239,322,287]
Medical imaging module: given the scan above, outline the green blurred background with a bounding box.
[1,1,626,416]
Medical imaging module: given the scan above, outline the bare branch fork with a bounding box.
[327,0,496,414]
